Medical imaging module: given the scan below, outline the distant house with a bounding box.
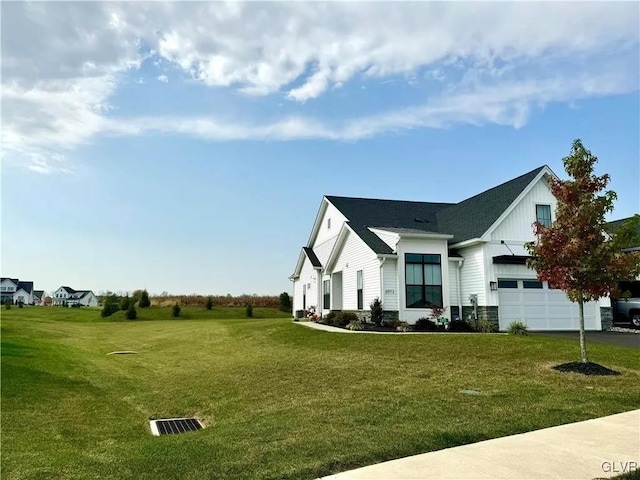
[67,290,98,307]
[1,278,19,304]
[1,277,37,305]
[53,286,76,305]
[33,290,45,306]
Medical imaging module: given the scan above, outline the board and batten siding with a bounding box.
[457,244,486,308]
[490,177,555,243]
[330,230,380,311]
[293,256,319,312]
[396,238,451,323]
[381,258,399,311]
[314,200,348,247]
[448,261,459,307]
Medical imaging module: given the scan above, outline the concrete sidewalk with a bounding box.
[320,410,640,480]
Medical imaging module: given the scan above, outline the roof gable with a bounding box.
[16,281,34,294]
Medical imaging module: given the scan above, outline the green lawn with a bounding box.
[2,307,639,480]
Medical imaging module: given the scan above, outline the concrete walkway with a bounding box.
[320,410,640,480]
[295,321,504,335]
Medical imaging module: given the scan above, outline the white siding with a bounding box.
[381,258,399,311]
[458,244,486,307]
[314,201,348,247]
[484,243,535,306]
[396,238,451,323]
[490,177,555,242]
[13,289,33,305]
[1,279,17,293]
[330,230,380,311]
[369,228,400,252]
[81,292,98,307]
[293,257,319,312]
[448,260,459,307]
[313,237,338,267]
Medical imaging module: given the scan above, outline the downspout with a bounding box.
[457,259,464,321]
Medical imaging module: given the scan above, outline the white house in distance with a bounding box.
[53,286,98,307]
[1,278,36,305]
[290,165,617,331]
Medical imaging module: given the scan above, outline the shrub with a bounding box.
[120,296,130,311]
[100,294,120,318]
[475,318,498,333]
[508,320,528,335]
[18,302,24,309]
[4,301,11,310]
[70,303,80,308]
[414,317,442,331]
[139,290,151,308]
[370,298,384,326]
[126,303,137,320]
[279,292,292,312]
[448,320,475,332]
[245,304,253,318]
[172,303,181,318]
[332,311,358,328]
[205,297,213,310]
[395,321,409,332]
[347,319,364,331]
[323,311,337,325]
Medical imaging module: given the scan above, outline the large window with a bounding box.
[536,204,552,227]
[357,270,363,309]
[323,280,330,309]
[405,254,442,308]
[302,284,306,310]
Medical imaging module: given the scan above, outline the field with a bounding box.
[2,306,639,479]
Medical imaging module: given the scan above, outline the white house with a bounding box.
[1,278,19,304]
[33,290,45,306]
[53,286,98,307]
[290,165,611,331]
[1,278,36,305]
[67,290,98,307]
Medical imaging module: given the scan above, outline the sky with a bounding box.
[1,2,639,297]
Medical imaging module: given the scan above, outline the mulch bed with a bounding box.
[552,362,620,376]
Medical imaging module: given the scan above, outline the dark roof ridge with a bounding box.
[326,195,455,206]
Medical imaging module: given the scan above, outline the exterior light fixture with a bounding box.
[490,281,498,291]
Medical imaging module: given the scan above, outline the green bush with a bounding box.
[414,317,442,331]
[101,294,120,318]
[205,297,213,310]
[279,292,292,312]
[18,302,24,309]
[347,319,364,331]
[172,303,181,318]
[508,320,528,335]
[370,298,383,326]
[120,296,130,311]
[475,318,498,333]
[4,301,11,310]
[245,304,253,318]
[139,290,151,308]
[70,303,80,308]
[126,303,137,320]
[332,311,358,328]
[448,320,474,332]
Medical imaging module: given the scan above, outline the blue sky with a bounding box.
[2,2,639,296]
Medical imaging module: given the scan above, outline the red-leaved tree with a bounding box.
[525,140,640,364]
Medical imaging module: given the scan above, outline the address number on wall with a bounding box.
[385,289,395,294]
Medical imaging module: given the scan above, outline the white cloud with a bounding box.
[158,74,169,83]
[1,1,638,172]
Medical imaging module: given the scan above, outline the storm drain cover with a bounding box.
[150,418,203,436]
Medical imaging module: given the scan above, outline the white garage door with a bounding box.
[498,279,599,331]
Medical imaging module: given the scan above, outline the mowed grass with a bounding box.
[2,307,639,480]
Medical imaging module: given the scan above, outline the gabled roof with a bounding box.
[290,247,323,279]
[606,216,640,250]
[324,166,548,253]
[1,278,19,285]
[68,290,93,300]
[16,281,34,294]
[58,286,76,294]
[302,247,321,268]
[33,290,45,299]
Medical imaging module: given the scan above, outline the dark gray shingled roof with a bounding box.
[606,216,640,249]
[325,166,546,254]
[302,247,322,267]
[17,281,34,294]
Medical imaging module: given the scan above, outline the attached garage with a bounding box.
[497,279,600,331]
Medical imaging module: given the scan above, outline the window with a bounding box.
[523,280,543,289]
[327,218,331,230]
[323,280,330,309]
[497,279,518,289]
[536,204,552,227]
[405,254,442,308]
[357,270,363,309]
[302,284,306,310]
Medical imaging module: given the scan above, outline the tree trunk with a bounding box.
[578,300,588,363]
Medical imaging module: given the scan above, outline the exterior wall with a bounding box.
[329,230,380,312]
[369,228,400,252]
[293,258,319,312]
[13,289,33,305]
[484,245,536,306]
[490,177,555,243]
[313,201,347,248]
[80,293,98,307]
[54,288,70,306]
[457,244,486,308]
[1,279,17,293]
[396,237,451,323]
[381,258,399,311]
[448,260,460,309]
[313,236,338,267]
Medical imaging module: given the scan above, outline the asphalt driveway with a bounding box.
[534,330,640,349]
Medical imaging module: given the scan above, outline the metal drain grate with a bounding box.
[150,418,203,436]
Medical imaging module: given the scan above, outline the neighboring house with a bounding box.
[53,286,76,305]
[33,290,45,306]
[66,290,98,307]
[13,281,34,305]
[291,165,612,331]
[1,278,19,304]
